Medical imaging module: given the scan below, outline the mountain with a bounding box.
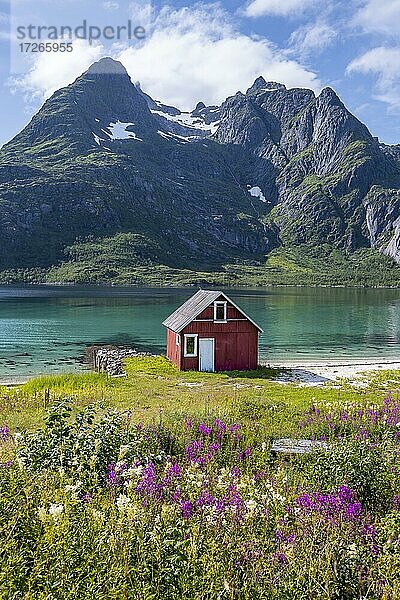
[0,57,399,286]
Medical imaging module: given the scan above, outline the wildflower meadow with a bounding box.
[1,362,400,599]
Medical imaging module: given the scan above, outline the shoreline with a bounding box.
[0,281,399,290]
[267,359,400,385]
[1,358,400,388]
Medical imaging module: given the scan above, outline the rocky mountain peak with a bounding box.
[317,87,342,106]
[86,57,129,76]
[194,102,206,112]
[247,77,286,95]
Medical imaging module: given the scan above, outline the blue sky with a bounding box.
[0,0,400,146]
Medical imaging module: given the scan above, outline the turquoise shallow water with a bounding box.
[0,285,399,381]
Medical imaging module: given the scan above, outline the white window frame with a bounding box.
[184,334,198,357]
[213,301,227,323]
[176,334,181,346]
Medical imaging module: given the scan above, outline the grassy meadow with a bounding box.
[1,357,400,599]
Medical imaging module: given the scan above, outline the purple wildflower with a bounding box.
[81,493,93,503]
[196,490,217,507]
[363,522,379,556]
[136,462,162,500]
[198,423,212,436]
[231,466,241,479]
[214,419,226,437]
[172,488,182,502]
[167,463,181,478]
[392,495,400,510]
[295,486,362,522]
[180,500,193,519]
[209,442,221,454]
[0,425,9,442]
[273,552,288,566]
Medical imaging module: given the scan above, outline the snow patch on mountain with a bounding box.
[151,110,220,136]
[157,131,189,144]
[92,122,143,145]
[107,121,143,141]
[248,186,268,203]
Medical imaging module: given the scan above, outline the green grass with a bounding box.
[1,242,398,287]
[2,356,399,437]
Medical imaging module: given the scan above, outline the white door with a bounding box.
[199,338,215,372]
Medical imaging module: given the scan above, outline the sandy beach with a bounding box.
[266,359,400,386]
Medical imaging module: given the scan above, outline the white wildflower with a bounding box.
[118,444,131,460]
[91,509,104,522]
[48,503,64,520]
[246,499,258,514]
[347,543,357,558]
[116,494,131,512]
[65,484,78,493]
[127,465,143,478]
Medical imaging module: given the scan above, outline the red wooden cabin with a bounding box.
[162,290,263,372]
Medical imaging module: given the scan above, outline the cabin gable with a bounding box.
[163,290,261,372]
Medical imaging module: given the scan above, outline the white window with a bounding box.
[214,301,227,322]
[184,334,198,357]
[176,334,181,346]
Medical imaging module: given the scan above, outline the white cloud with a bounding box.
[129,1,154,30]
[103,1,120,9]
[117,4,321,110]
[9,3,321,111]
[289,21,337,57]
[353,0,400,35]
[243,0,316,18]
[347,47,400,111]
[10,39,103,101]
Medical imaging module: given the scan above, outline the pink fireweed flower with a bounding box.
[107,463,126,488]
[392,495,400,510]
[172,488,182,502]
[167,463,181,478]
[209,442,221,454]
[196,490,217,508]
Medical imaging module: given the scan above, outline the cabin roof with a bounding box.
[162,289,263,333]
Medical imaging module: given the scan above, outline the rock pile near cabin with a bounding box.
[87,345,150,377]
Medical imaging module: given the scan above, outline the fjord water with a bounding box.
[0,285,399,382]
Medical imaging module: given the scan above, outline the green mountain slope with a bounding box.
[0,57,399,286]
